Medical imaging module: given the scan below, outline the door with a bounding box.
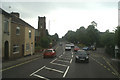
[22,44,24,56]
[4,41,9,60]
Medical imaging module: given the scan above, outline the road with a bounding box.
[2,42,120,79]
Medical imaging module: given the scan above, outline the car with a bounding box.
[74,46,80,52]
[59,42,62,46]
[70,43,75,48]
[43,49,56,58]
[75,50,89,63]
[65,44,71,51]
[82,46,89,51]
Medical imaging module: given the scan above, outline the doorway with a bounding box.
[4,41,9,60]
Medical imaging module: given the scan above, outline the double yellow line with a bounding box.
[90,55,120,78]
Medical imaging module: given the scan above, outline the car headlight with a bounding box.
[76,56,79,58]
[86,56,88,59]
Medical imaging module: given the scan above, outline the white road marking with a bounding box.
[57,59,70,63]
[70,59,73,63]
[63,66,70,78]
[50,58,57,63]
[33,74,50,80]
[30,66,45,76]
[72,55,73,57]
[71,52,73,55]
[44,66,64,73]
[59,55,63,58]
[50,62,68,67]
[63,52,65,54]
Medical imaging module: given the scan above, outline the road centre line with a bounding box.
[30,66,45,76]
[50,62,68,67]
[2,57,40,72]
[33,74,50,80]
[44,66,64,73]
[57,59,70,63]
[72,55,73,58]
[63,66,70,78]
[50,58,57,63]
[70,59,73,63]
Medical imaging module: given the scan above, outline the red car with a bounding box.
[74,46,80,52]
[43,49,56,58]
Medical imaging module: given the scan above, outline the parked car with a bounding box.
[74,46,80,52]
[43,49,56,58]
[65,44,71,51]
[75,50,89,63]
[82,47,89,51]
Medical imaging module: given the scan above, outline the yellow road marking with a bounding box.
[90,56,119,77]
[1,57,40,72]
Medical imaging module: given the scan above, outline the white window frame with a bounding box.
[13,45,19,54]
[29,30,32,39]
[26,43,30,51]
[16,27,20,35]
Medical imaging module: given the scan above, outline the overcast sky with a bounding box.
[1,0,119,38]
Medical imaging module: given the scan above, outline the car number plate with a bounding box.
[80,59,85,60]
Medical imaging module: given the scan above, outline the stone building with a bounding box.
[35,16,46,45]
[1,8,11,60]
[1,8,35,60]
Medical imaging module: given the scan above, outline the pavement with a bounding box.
[2,53,43,69]
[2,43,59,70]
[92,48,120,75]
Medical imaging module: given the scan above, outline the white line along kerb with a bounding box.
[30,66,45,76]
[63,66,70,78]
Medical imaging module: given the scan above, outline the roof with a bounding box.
[0,8,35,29]
[0,8,12,17]
[11,15,35,29]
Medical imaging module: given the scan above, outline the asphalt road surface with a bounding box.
[2,42,120,79]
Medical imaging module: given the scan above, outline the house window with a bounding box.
[4,17,9,33]
[26,43,30,51]
[16,27,20,35]
[13,45,19,54]
[29,30,31,39]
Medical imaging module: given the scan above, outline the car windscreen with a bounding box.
[45,50,52,52]
[76,51,87,56]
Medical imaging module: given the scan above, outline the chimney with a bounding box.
[11,12,20,18]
